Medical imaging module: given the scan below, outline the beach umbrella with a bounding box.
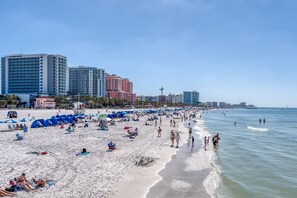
[20,118,31,122]
[4,119,18,123]
[0,120,4,124]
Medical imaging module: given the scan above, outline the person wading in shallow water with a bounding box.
[212,133,220,148]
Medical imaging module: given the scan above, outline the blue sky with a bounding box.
[1,0,297,107]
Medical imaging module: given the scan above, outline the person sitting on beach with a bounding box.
[16,173,34,191]
[60,124,64,129]
[108,141,116,150]
[145,122,149,126]
[84,120,89,128]
[31,178,46,187]
[70,122,76,131]
[0,187,15,197]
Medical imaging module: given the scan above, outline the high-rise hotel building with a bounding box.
[68,66,105,97]
[1,54,67,95]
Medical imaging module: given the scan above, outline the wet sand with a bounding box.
[147,120,211,198]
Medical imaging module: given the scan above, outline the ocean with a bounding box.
[202,108,297,198]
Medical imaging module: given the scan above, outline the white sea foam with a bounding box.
[190,118,221,198]
[247,125,268,132]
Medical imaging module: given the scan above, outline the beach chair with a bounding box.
[16,133,23,141]
[8,125,13,130]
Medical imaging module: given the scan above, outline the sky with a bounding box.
[1,0,297,107]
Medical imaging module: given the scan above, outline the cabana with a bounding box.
[44,118,58,127]
[31,119,45,128]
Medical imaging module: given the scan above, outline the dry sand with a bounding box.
[0,109,189,198]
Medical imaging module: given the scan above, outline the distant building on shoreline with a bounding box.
[183,91,199,105]
[1,54,67,96]
[105,74,136,103]
[68,66,105,97]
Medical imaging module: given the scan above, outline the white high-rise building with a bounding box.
[68,66,105,97]
[1,54,67,95]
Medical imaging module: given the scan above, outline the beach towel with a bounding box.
[76,152,90,156]
[65,128,74,133]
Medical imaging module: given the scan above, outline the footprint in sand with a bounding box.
[171,179,192,192]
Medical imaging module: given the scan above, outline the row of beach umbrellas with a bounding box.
[0,118,31,124]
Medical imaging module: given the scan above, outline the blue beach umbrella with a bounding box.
[20,118,31,122]
[0,120,4,124]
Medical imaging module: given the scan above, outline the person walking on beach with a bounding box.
[157,127,162,137]
[189,127,192,137]
[203,136,207,150]
[175,132,181,148]
[173,120,176,127]
[192,136,194,145]
[259,119,262,124]
[170,130,176,147]
[207,136,210,145]
[170,119,173,127]
[160,117,162,125]
[155,119,157,127]
[263,119,266,124]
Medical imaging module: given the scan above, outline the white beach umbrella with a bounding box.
[4,119,18,123]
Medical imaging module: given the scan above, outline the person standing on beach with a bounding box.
[160,117,162,125]
[259,119,262,124]
[170,130,176,147]
[170,119,173,127]
[155,119,157,127]
[173,120,176,127]
[263,119,266,124]
[157,127,162,137]
[175,132,181,148]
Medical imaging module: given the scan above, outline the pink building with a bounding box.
[105,74,136,103]
[34,96,56,109]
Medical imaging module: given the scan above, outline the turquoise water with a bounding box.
[203,108,297,198]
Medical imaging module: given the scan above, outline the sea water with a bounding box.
[202,108,297,198]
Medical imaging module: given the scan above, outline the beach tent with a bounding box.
[31,119,45,128]
[58,117,68,124]
[44,118,58,127]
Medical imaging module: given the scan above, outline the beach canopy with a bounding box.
[31,119,45,128]
[44,118,58,127]
[4,119,18,123]
[0,120,3,123]
[20,118,31,122]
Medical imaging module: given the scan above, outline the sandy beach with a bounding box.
[0,109,191,198]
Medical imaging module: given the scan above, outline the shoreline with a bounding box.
[113,118,189,198]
